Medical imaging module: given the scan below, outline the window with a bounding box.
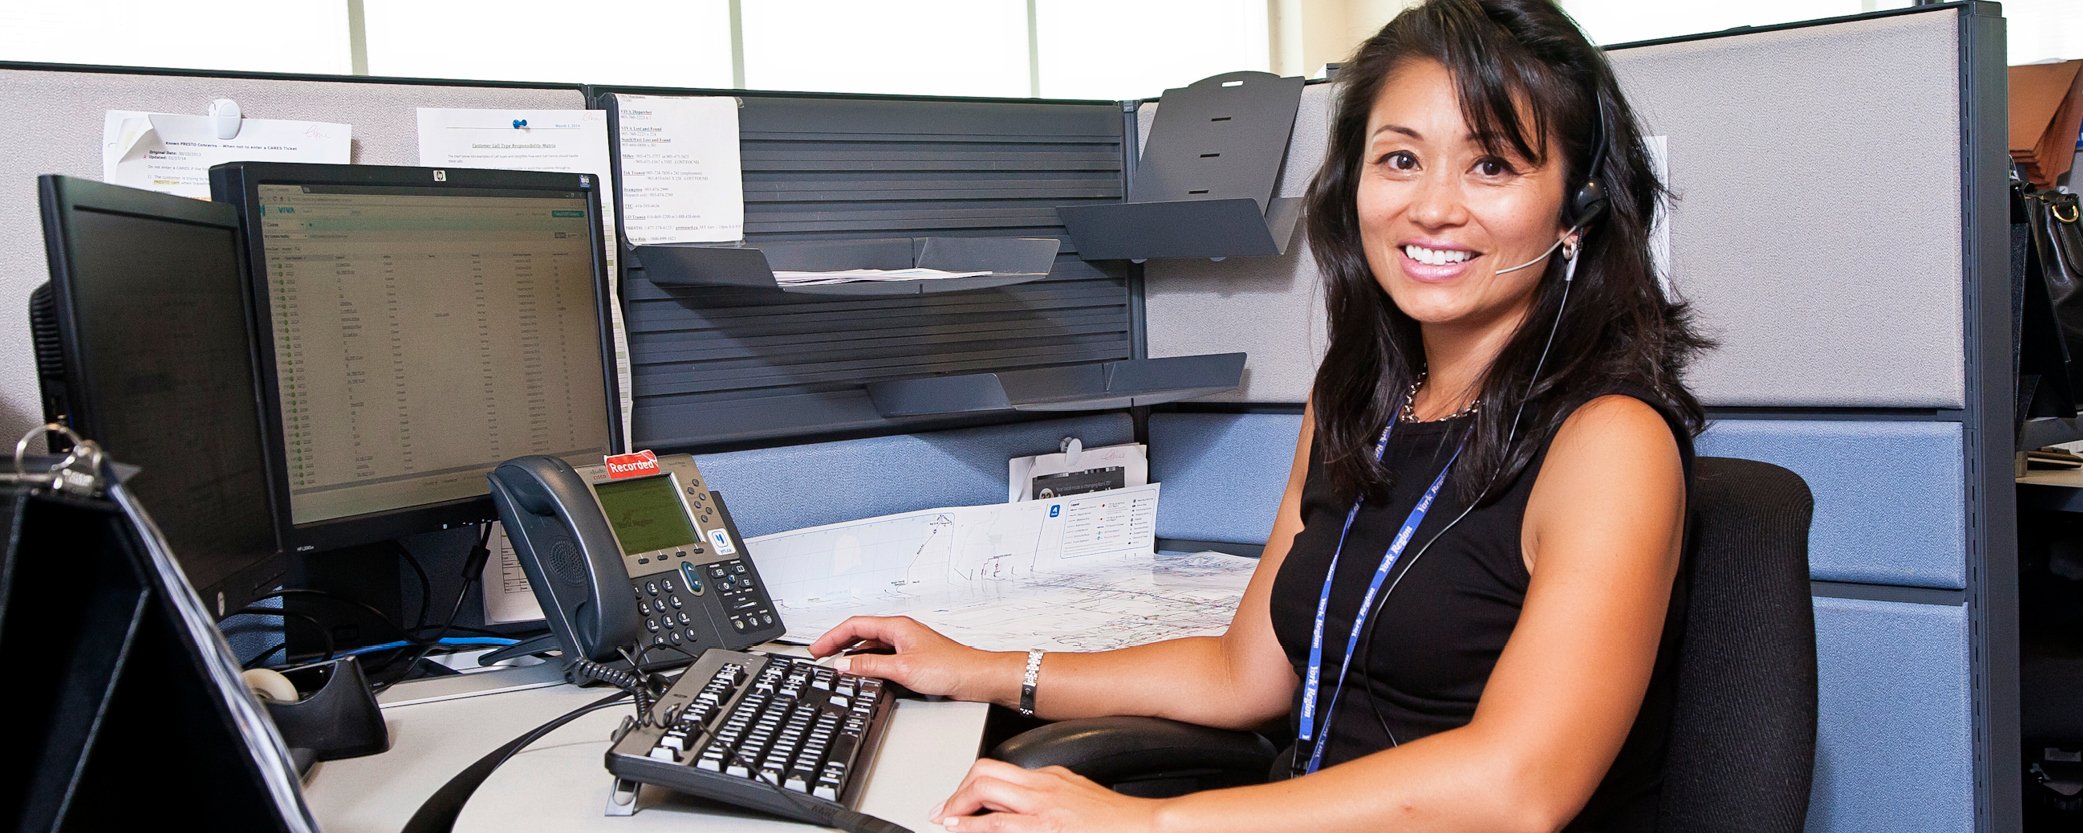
[361,0,733,87]
[2004,0,2083,66]
[1035,0,1272,100]
[740,0,1031,98]
[0,1,351,75]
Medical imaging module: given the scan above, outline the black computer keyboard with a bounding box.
[605,649,899,829]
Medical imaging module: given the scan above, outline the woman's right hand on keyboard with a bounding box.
[808,616,1025,707]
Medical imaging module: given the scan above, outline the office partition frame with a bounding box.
[1958,6,2020,833]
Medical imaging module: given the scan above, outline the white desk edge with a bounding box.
[304,663,986,833]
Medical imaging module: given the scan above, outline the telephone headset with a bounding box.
[1336,84,1616,755]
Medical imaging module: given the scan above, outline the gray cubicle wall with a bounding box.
[1142,4,2015,831]
[597,89,1136,452]
[0,65,588,445]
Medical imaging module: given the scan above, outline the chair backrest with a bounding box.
[1658,457,1820,832]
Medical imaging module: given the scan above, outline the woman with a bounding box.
[810,1,1708,830]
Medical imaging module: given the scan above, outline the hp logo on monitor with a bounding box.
[432,170,447,182]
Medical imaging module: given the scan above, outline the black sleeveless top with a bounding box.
[1267,391,1692,832]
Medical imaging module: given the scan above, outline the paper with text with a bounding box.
[746,485,1257,651]
[102,111,350,199]
[612,94,744,244]
[417,107,634,447]
[480,523,547,625]
[1008,442,1149,503]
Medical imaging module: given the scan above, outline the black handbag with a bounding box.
[2026,188,2083,329]
[2017,183,2083,425]
[0,430,317,831]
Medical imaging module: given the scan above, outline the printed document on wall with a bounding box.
[102,111,350,199]
[417,107,635,447]
[612,94,745,244]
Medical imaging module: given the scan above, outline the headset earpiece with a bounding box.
[1566,88,1612,231]
[1568,178,1607,229]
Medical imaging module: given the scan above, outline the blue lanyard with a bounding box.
[1295,415,1461,775]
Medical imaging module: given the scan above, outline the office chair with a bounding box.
[992,456,1819,832]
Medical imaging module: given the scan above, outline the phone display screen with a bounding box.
[592,475,699,556]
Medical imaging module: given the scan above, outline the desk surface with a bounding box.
[2019,466,2083,512]
[304,663,985,833]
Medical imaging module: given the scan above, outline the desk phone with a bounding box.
[487,452,786,673]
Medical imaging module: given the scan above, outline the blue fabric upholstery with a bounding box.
[1696,420,1965,589]
[1808,596,1973,833]
[697,414,1136,539]
[1148,413,1302,546]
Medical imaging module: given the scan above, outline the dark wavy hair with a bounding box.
[1305,0,1709,504]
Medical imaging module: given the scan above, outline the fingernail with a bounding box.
[834,657,852,673]
[928,801,945,819]
[943,818,960,829]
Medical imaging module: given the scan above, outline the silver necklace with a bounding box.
[1400,372,1479,423]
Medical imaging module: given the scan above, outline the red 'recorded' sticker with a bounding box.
[603,450,661,479]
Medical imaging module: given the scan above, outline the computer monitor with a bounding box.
[31,175,284,617]
[210,162,621,553]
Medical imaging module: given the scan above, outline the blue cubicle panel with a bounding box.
[1809,597,1974,833]
[1150,412,1300,548]
[1156,413,1975,591]
[1696,420,1966,590]
[699,413,1134,539]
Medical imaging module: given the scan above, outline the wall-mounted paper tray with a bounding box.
[2022,415,2083,451]
[629,236,1059,296]
[1056,70,1303,261]
[866,353,1245,417]
[1058,197,1301,260]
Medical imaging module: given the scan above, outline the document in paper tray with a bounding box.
[747,484,1261,651]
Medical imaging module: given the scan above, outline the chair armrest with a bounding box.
[988,716,1277,787]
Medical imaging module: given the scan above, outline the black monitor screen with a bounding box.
[215,164,618,551]
[39,179,280,614]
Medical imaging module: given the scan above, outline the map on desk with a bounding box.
[745,484,1261,652]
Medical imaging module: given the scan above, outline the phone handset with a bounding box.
[487,451,786,677]
[487,456,638,661]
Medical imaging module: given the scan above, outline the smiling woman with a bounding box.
[807,2,1711,831]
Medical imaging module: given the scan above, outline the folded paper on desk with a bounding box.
[748,484,1257,651]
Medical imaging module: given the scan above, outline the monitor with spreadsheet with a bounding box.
[210,162,620,552]
[30,175,284,615]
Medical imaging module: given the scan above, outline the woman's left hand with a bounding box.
[929,758,1166,833]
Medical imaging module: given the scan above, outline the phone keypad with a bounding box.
[634,578,710,649]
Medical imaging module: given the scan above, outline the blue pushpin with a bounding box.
[512,118,528,129]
